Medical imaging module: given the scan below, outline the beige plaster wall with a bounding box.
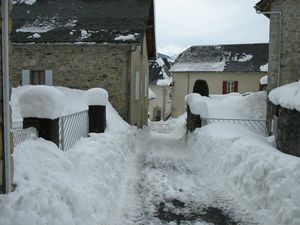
[130,36,149,127]
[171,72,266,117]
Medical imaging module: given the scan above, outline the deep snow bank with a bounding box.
[0,128,139,225]
[188,123,300,225]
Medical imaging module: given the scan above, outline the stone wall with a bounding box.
[10,44,130,120]
[268,0,300,91]
[186,106,202,133]
[276,106,300,157]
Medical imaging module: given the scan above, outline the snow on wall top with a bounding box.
[170,43,269,73]
[260,75,268,85]
[19,85,65,119]
[185,93,209,117]
[85,88,109,106]
[12,0,149,44]
[268,81,300,112]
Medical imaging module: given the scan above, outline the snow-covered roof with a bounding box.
[12,0,155,57]
[268,81,300,112]
[170,43,269,73]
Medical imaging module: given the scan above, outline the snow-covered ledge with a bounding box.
[268,81,300,156]
[185,93,208,117]
[19,85,65,119]
[268,81,300,112]
[85,88,109,133]
[19,86,65,146]
[185,93,208,132]
[85,88,109,106]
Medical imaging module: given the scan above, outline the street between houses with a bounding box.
[117,124,260,225]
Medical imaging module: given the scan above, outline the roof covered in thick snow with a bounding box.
[12,0,156,58]
[170,43,269,73]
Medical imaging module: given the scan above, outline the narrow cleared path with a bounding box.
[118,123,260,225]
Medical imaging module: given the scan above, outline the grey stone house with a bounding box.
[255,0,300,156]
[11,0,156,128]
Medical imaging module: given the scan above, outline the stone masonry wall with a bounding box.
[268,0,300,91]
[10,44,130,120]
[276,106,300,157]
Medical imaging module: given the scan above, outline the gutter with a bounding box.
[2,0,11,193]
[125,45,138,123]
[255,7,282,87]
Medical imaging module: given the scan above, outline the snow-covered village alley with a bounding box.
[1,86,300,225]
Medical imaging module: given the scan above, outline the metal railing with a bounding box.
[59,110,89,151]
[201,118,268,136]
[12,127,38,147]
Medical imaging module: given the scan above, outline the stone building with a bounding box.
[11,0,156,128]
[170,44,269,117]
[255,0,300,156]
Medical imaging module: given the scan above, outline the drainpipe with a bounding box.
[255,8,282,87]
[187,73,190,95]
[126,45,138,124]
[2,0,11,193]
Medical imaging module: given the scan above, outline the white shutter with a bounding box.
[144,74,149,97]
[135,71,140,100]
[45,70,53,86]
[22,70,30,85]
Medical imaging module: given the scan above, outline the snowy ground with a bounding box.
[2,87,300,225]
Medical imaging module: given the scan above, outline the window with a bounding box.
[22,69,53,86]
[30,70,45,85]
[223,80,238,94]
[135,71,140,100]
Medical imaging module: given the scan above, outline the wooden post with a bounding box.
[88,105,106,133]
[23,118,59,146]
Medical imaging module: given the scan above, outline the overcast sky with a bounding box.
[155,0,270,57]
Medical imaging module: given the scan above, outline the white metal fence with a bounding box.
[12,127,38,147]
[201,118,268,136]
[59,110,89,151]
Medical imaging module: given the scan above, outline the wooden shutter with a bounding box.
[22,69,30,85]
[222,81,227,94]
[45,70,53,86]
[234,81,239,92]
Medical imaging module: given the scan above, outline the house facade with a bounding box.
[10,0,156,128]
[170,44,269,117]
[255,0,300,156]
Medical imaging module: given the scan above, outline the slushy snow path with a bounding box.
[117,122,261,225]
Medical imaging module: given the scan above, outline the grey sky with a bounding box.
[155,0,270,57]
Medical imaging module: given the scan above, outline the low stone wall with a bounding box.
[276,106,300,157]
[186,105,202,132]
